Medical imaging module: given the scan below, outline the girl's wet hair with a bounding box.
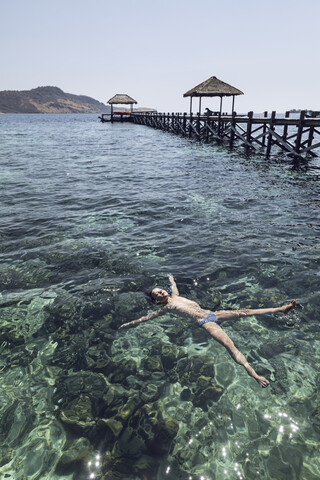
[144,290,155,303]
[145,290,156,304]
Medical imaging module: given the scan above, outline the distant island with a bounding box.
[0,86,109,114]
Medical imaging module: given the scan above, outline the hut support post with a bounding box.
[218,96,223,136]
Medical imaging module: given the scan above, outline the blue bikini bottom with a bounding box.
[198,311,221,327]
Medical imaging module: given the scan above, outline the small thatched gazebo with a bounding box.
[183,76,243,115]
[107,94,137,115]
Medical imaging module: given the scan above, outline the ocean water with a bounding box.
[0,113,320,480]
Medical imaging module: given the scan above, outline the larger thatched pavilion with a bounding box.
[183,76,243,115]
[107,94,137,114]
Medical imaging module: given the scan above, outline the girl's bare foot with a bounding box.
[282,299,296,314]
[256,376,270,388]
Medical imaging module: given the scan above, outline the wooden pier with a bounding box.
[131,111,320,160]
[101,83,320,159]
[99,112,132,123]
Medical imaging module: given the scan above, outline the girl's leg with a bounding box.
[215,299,296,323]
[201,322,269,387]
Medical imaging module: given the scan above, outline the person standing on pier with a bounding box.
[120,274,296,388]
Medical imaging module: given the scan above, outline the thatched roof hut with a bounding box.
[108,94,137,105]
[184,76,243,97]
[183,76,243,114]
[107,94,137,115]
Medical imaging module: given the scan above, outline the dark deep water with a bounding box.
[1,113,320,480]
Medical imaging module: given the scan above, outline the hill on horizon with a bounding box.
[0,86,109,114]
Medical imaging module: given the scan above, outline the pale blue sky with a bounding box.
[1,0,319,113]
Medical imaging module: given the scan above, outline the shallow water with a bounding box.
[0,113,320,480]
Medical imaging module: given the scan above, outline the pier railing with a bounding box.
[131,111,320,159]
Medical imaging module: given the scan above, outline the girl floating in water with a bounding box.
[120,274,296,388]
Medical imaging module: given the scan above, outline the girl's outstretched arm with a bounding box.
[168,274,179,296]
[119,307,167,329]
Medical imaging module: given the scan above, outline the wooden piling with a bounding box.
[230,111,236,148]
[295,111,305,155]
[246,111,253,150]
[261,111,268,147]
[266,111,276,157]
[283,111,290,142]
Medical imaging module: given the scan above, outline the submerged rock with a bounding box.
[133,454,159,478]
[55,371,110,438]
[310,404,320,433]
[0,260,53,290]
[0,398,36,449]
[44,295,82,332]
[141,383,163,403]
[257,337,299,360]
[193,385,223,410]
[56,371,108,403]
[176,354,223,409]
[180,388,192,401]
[269,358,289,395]
[60,394,96,435]
[55,437,93,475]
[160,343,183,370]
[166,324,190,345]
[0,294,55,345]
[267,445,302,479]
[177,354,215,383]
[0,446,14,467]
[104,418,124,438]
[86,344,114,373]
[100,402,179,478]
[142,355,163,373]
[110,358,137,383]
[0,344,38,372]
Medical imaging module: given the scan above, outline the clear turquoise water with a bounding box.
[0,113,320,479]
